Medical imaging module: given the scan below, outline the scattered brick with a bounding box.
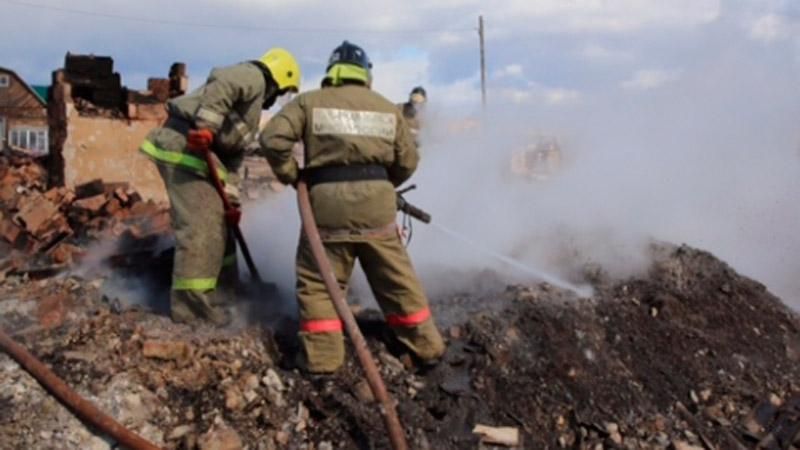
[0,219,23,245]
[72,194,108,214]
[36,294,70,329]
[0,153,170,272]
[142,340,191,361]
[14,193,60,236]
[74,179,105,199]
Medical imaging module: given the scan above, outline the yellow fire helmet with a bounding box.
[259,48,301,92]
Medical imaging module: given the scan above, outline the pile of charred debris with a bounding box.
[0,151,169,281]
[2,157,800,450]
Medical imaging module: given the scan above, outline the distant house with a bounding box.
[0,67,48,155]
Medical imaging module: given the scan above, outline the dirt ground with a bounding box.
[1,242,800,450]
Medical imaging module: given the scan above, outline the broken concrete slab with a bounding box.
[472,424,520,447]
[198,423,243,450]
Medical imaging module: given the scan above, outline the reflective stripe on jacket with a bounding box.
[140,139,228,182]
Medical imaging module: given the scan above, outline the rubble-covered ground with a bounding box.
[2,155,800,449]
[2,244,800,450]
[0,151,170,281]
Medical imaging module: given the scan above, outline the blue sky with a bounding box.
[2,0,797,111]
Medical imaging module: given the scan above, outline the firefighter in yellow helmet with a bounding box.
[140,49,301,325]
[259,41,445,373]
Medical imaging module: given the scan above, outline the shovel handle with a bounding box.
[201,147,262,282]
[201,147,232,211]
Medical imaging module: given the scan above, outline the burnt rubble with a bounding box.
[1,144,800,450]
[0,152,170,281]
[1,180,800,450]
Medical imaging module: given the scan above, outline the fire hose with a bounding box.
[0,328,161,450]
[296,180,409,450]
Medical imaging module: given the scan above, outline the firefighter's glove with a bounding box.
[186,129,214,152]
[224,208,242,227]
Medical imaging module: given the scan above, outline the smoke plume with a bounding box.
[242,38,800,311]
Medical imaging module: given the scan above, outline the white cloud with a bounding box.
[579,43,633,62]
[493,64,523,78]
[621,69,682,90]
[367,51,483,109]
[370,55,431,102]
[490,0,721,33]
[435,31,471,47]
[544,88,581,105]
[749,14,792,43]
[435,76,482,108]
[493,86,580,106]
[500,88,534,104]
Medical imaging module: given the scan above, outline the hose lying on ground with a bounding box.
[0,328,162,450]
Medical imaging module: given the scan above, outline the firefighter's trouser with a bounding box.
[296,231,445,373]
[157,164,238,325]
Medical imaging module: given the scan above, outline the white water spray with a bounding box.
[430,222,594,298]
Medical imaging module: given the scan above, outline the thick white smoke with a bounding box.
[241,36,800,311]
[403,52,800,308]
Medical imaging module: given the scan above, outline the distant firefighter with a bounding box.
[398,86,427,138]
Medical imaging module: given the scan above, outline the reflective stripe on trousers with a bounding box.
[140,139,228,182]
[302,307,431,333]
[172,277,217,291]
[385,307,431,327]
[301,318,344,333]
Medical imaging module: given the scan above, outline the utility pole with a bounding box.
[479,15,487,109]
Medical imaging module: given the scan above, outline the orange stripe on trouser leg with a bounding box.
[301,318,344,333]
[386,307,431,327]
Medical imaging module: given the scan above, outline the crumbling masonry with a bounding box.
[47,54,188,203]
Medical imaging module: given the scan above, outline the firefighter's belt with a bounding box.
[305,164,388,187]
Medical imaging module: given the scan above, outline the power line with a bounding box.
[0,0,474,34]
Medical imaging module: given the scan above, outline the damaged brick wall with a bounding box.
[48,55,188,204]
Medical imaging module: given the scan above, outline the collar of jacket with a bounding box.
[249,60,279,104]
[324,63,370,86]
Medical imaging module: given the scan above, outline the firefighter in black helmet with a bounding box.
[399,85,427,137]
